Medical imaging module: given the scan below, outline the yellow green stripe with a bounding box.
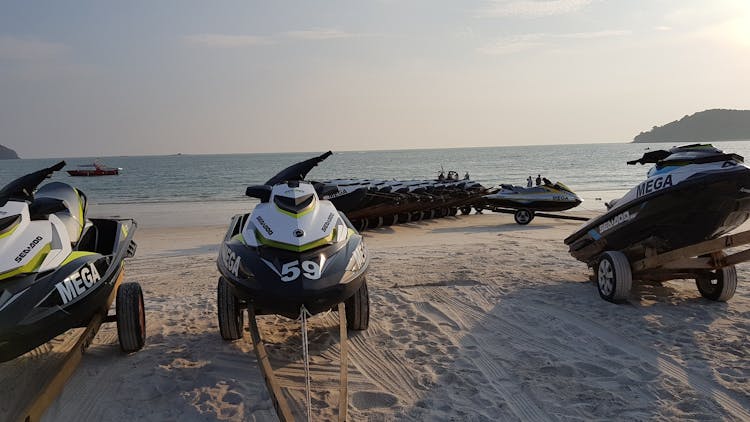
[255,230,334,252]
[0,220,20,240]
[0,244,52,281]
[274,202,316,219]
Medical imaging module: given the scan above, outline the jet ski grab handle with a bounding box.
[627,151,744,166]
[627,150,671,165]
[0,161,66,205]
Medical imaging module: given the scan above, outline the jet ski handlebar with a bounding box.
[246,185,272,203]
[0,160,66,205]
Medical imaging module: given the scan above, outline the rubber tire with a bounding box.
[116,282,146,353]
[410,211,423,221]
[596,251,632,303]
[696,266,737,301]
[459,206,472,215]
[397,213,411,224]
[217,277,244,340]
[514,209,534,225]
[345,277,370,331]
[449,207,458,216]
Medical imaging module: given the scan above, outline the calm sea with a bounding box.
[2,142,750,209]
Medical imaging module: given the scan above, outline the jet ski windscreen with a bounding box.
[0,161,66,205]
[265,151,332,186]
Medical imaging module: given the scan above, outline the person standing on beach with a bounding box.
[535,174,542,186]
[527,176,533,187]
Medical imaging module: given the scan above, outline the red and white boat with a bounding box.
[67,161,121,176]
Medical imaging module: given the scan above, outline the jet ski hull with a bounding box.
[565,168,750,263]
[480,182,582,213]
[481,197,581,212]
[0,219,136,362]
[218,213,369,319]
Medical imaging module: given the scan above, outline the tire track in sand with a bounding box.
[416,289,554,422]
[532,301,750,420]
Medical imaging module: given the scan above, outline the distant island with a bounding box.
[0,144,19,159]
[633,109,750,143]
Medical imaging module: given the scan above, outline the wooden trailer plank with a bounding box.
[16,268,125,422]
[633,229,750,272]
[18,313,104,422]
[248,307,294,422]
[657,257,714,270]
[724,248,750,267]
[338,303,348,422]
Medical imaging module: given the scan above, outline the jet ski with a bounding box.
[315,173,486,230]
[478,179,582,224]
[565,144,750,301]
[217,151,370,340]
[0,162,144,362]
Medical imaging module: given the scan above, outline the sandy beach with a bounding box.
[2,202,750,421]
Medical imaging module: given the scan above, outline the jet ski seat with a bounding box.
[33,182,87,245]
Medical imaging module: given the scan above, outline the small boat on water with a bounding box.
[67,161,121,176]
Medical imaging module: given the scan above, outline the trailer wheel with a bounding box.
[460,206,472,215]
[345,277,369,331]
[514,209,534,225]
[116,282,146,353]
[397,213,411,224]
[596,251,632,303]
[696,266,737,301]
[449,207,459,216]
[218,277,244,340]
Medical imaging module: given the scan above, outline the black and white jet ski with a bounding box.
[315,172,486,230]
[564,144,750,301]
[0,162,144,362]
[217,151,370,340]
[477,179,582,224]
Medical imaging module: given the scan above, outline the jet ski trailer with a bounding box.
[0,161,144,421]
[564,144,750,303]
[216,151,369,421]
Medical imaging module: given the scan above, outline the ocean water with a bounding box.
[2,141,750,210]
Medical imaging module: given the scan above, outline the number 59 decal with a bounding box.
[264,256,327,282]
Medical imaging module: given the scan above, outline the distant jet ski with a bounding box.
[313,171,487,230]
[565,144,750,265]
[478,179,582,224]
[0,162,143,362]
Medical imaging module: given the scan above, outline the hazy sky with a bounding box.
[1,0,749,158]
